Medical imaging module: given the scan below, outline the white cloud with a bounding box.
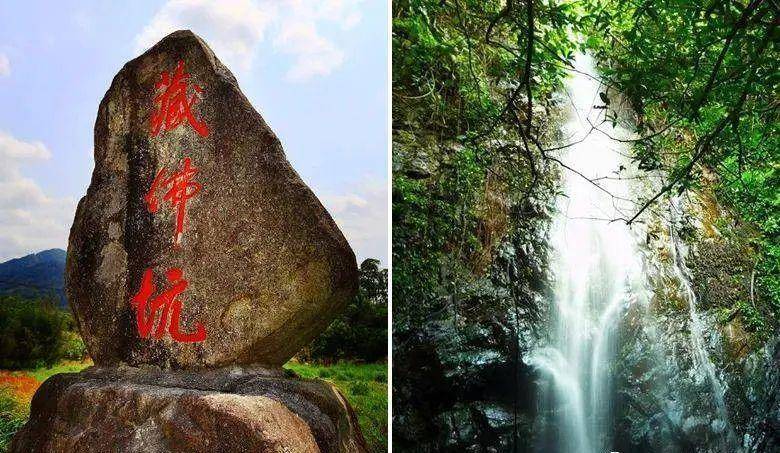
[0,133,49,160]
[274,21,344,81]
[317,0,363,28]
[135,0,274,73]
[0,131,77,261]
[322,177,388,265]
[273,0,362,81]
[0,53,10,77]
[134,0,362,81]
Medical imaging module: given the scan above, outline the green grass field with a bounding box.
[25,361,93,383]
[284,361,388,452]
[0,360,387,453]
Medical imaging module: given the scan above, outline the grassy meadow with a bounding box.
[1,360,387,452]
[284,361,388,452]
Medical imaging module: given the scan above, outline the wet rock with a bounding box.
[66,30,357,368]
[404,156,433,179]
[391,135,438,180]
[10,365,367,453]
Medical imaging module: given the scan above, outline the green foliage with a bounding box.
[303,259,387,363]
[0,390,26,453]
[738,299,768,333]
[393,0,581,137]
[0,296,76,369]
[59,331,87,361]
[392,146,490,335]
[581,0,779,334]
[350,381,371,396]
[392,2,578,449]
[284,362,387,453]
[392,0,577,348]
[25,360,90,384]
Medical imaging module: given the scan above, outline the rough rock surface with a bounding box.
[10,366,367,453]
[66,29,357,368]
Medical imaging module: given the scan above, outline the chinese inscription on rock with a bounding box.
[132,60,208,343]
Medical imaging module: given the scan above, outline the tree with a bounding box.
[0,296,71,369]
[303,259,388,363]
[581,0,779,333]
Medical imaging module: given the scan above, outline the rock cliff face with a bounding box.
[394,90,778,452]
[611,190,780,453]
[392,95,564,452]
[392,219,552,451]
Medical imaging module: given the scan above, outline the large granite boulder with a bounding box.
[9,365,367,453]
[66,29,358,368]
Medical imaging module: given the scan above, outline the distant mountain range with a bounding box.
[0,248,67,308]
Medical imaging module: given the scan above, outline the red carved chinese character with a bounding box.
[150,60,209,137]
[130,267,207,343]
[145,157,201,245]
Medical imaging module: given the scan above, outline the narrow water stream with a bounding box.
[667,195,737,450]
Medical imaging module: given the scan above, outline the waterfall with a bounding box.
[528,54,645,453]
[667,196,737,450]
[527,53,738,452]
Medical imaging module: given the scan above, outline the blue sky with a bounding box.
[0,0,388,263]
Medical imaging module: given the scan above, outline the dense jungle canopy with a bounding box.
[393,0,779,450]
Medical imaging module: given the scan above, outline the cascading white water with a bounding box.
[667,196,737,449]
[529,54,646,453]
[529,53,737,453]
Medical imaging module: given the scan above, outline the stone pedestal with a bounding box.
[10,366,367,453]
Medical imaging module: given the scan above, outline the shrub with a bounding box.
[349,381,371,396]
[0,296,73,369]
[59,331,87,361]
